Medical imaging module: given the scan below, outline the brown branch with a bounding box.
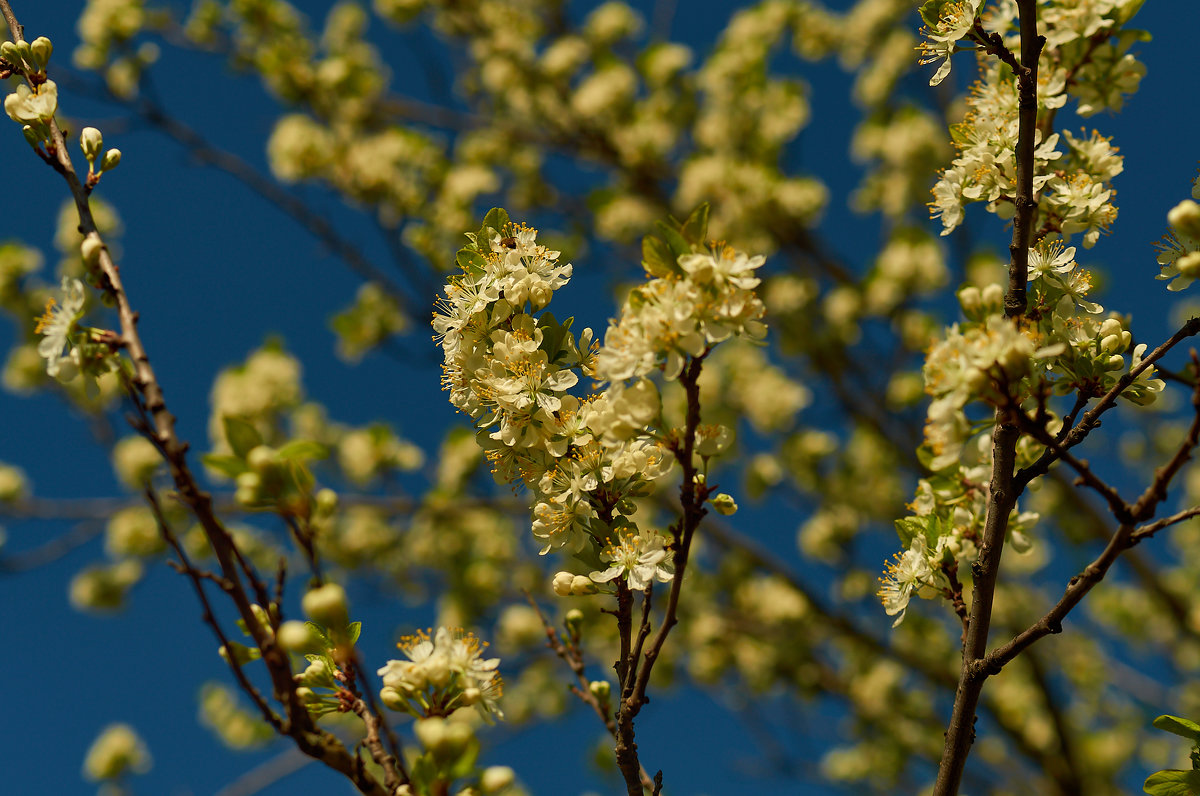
[0,4,391,792]
[149,486,282,733]
[983,365,1200,687]
[933,3,1042,793]
[522,593,656,792]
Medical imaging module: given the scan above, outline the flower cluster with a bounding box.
[434,206,764,590]
[883,238,1163,623]
[378,626,504,722]
[924,0,1143,249]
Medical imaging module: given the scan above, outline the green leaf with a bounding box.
[538,312,567,359]
[455,247,485,273]
[277,440,329,462]
[1144,770,1200,796]
[481,207,510,237]
[346,621,362,646]
[305,621,332,648]
[655,220,691,259]
[642,233,676,277]
[680,203,710,245]
[223,415,262,459]
[894,516,925,547]
[919,0,947,28]
[1154,716,1200,742]
[288,460,315,495]
[203,454,247,478]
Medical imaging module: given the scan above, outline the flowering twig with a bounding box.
[933,2,1041,792]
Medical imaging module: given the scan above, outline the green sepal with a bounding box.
[277,440,329,462]
[346,621,362,646]
[203,454,247,478]
[1154,716,1200,742]
[223,415,263,459]
[680,203,710,246]
[1144,770,1200,796]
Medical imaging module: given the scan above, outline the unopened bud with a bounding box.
[551,571,574,596]
[980,283,1004,310]
[301,582,349,628]
[957,285,981,316]
[1168,199,1200,240]
[589,680,611,700]
[314,488,338,515]
[80,127,103,162]
[276,620,321,653]
[81,234,103,266]
[414,717,449,751]
[100,148,121,172]
[0,42,17,63]
[571,574,597,595]
[710,492,738,515]
[564,608,584,635]
[29,37,52,70]
[22,125,40,149]
[480,766,516,793]
[246,445,276,473]
[1177,251,1200,279]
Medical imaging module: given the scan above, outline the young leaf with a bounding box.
[481,207,510,238]
[202,454,247,479]
[1143,770,1200,796]
[1154,716,1200,742]
[642,233,678,277]
[223,415,263,459]
[277,440,329,462]
[680,203,710,245]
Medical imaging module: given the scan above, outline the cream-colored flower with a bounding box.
[35,276,85,378]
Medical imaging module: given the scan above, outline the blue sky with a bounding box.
[2,1,1199,794]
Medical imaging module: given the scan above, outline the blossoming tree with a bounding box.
[2,0,1200,795]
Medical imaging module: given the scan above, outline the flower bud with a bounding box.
[1104,354,1125,371]
[413,717,449,751]
[219,641,259,666]
[277,620,321,653]
[459,686,482,705]
[1177,251,1200,279]
[551,571,574,596]
[710,493,738,515]
[480,766,516,793]
[80,127,103,161]
[100,148,122,172]
[1168,199,1200,240]
[980,283,1004,310]
[380,686,408,712]
[589,680,611,700]
[564,608,584,636]
[246,444,276,473]
[22,125,40,149]
[29,37,52,69]
[957,285,981,316]
[81,234,104,266]
[0,42,17,63]
[571,574,597,595]
[314,487,338,515]
[302,582,349,628]
[294,686,318,704]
